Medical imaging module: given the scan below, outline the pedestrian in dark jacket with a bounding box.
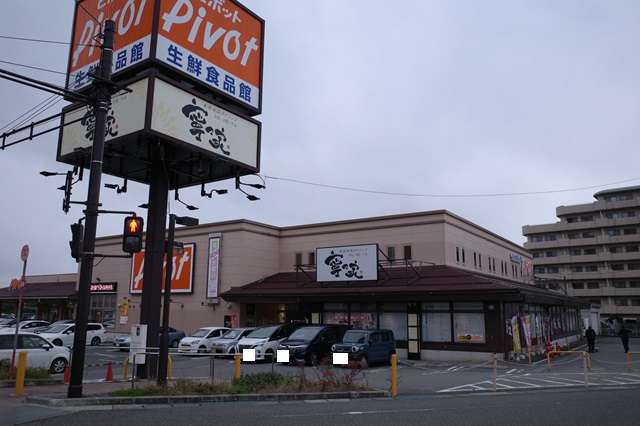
[619,327,631,353]
[585,326,596,353]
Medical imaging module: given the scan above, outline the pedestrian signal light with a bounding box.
[122,216,144,253]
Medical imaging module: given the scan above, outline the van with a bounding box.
[236,323,301,362]
[331,329,395,368]
[278,324,351,365]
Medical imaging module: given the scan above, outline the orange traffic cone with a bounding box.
[106,361,113,382]
[63,364,69,383]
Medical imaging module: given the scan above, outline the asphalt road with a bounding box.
[21,387,640,426]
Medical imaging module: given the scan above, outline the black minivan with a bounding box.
[278,324,351,365]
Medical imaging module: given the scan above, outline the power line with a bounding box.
[263,175,640,199]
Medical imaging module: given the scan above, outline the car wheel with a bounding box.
[358,354,369,369]
[307,351,319,366]
[50,358,67,374]
[198,346,207,354]
[52,339,63,346]
[171,340,179,348]
[91,337,101,346]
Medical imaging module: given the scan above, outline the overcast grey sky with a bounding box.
[1,0,639,286]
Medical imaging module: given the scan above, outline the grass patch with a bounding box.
[109,367,372,397]
[0,359,53,380]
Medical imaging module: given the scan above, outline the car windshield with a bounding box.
[246,326,278,339]
[342,331,368,344]
[287,327,321,340]
[189,329,210,337]
[220,329,244,339]
[44,324,71,334]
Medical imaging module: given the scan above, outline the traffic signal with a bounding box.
[122,216,144,253]
[69,222,84,261]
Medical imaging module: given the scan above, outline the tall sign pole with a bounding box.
[67,20,116,399]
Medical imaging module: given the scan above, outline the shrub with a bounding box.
[0,358,53,381]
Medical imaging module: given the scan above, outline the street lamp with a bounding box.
[235,174,266,201]
[157,213,199,386]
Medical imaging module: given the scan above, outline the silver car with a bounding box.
[210,327,254,356]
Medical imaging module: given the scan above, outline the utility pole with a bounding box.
[67,20,115,399]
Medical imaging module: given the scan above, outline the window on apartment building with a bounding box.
[295,252,302,266]
[626,246,639,252]
[624,228,637,235]
[604,196,618,202]
[544,235,557,241]
[571,266,583,273]
[607,229,621,236]
[547,267,559,273]
[493,258,496,273]
[620,194,634,201]
[387,246,396,262]
[585,265,599,272]
[631,299,640,307]
[610,246,624,254]
[569,249,581,256]
[584,248,597,255]
[462,248,466,264]
[455,247,460,263]
[587,282,599,289]
[622,211,636,217]
[627,263,640,270]
[546,251,558,257]
[567,217,578,223]
[473,253,477,268]
[534,267,545,274]
[613,281,627,289]
[611,264,625,271]
[582,231,596,238]
[581,215,594,222]
[531,236,543,242]
[572,283,584,289]
[403,245,412,261]
[308,252,316,266]
[568,233,580,240]
[533,252,543,258]
[630,281,640,288]
[614,298,629,307]
[588,299,601,305]
[478,254,482,269]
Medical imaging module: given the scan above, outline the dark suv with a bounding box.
[278,324,351,366]
[331,329,395,368]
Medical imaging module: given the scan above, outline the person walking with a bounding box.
[619,327,631,353]
[585,326,596,353]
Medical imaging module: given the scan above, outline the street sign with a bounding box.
[20,245,29,262]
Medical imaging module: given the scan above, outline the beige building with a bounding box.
[522,186,640,323]
[2,210,586,361]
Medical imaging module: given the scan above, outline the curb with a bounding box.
[25,390,391,407]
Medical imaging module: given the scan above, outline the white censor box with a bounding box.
[333,353,348,365]
[277,350,289,363]
[243,348,256,362]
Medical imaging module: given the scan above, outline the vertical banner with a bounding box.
[511,316,521,353]
[521,315,532,350]
[207,234,221,298]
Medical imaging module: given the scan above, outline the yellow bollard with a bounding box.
[168,356,172,379]
[123,356,129,380]
[391,354,397,397]
[234,353,241,379]
[14,350,27,396]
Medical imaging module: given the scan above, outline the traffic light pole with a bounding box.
[67,20,115,399]
[157,214,176,386]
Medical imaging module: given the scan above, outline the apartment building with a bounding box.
[522,186,640,322]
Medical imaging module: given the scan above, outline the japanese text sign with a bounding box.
[129,243,195,293]
[316,244,379,282]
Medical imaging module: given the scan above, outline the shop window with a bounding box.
[454,312,485,343]
[379,312,407,340]
[423,312,451,342]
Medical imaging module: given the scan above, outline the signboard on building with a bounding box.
[129,243,195,294]
[316,244,379,282]
[90,282,118,293]
[207,234,221,298]
[67,0,264,115]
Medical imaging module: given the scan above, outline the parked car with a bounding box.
[2,320,51,333]
[331,329,395,368]
[38,323,107,347]
[236,323,301,362]
[35,319,75,334]
[0,330,70,374]
[112,326,186,351]
[278,324,351,365]
[178,326,229,353]
[210,327,254,356]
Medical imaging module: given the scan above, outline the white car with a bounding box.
[236,323,301,361]
[178,326,229,353]
[0,330,70,374]
[38,322,107,347]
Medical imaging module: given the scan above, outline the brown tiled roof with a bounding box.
[0,281,77,300]
[221,265,586,306]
